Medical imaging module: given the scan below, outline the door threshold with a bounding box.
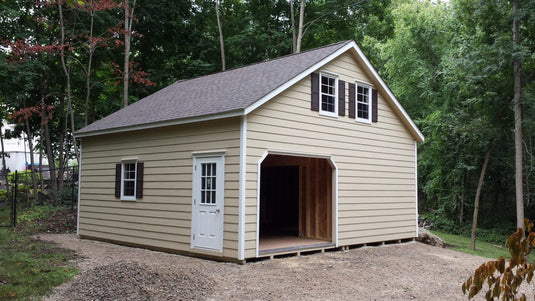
[259,242,334,255]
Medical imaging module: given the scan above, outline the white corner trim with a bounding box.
[328,157,339,247]
[415,141,419,237]
[244,42,356,115]
[351,42,425,142]
[255,151,269,258]
[75,109,244,138]
[76,140,82,236]
[238,116,247,260]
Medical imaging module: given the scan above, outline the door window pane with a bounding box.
[200,163,217,204]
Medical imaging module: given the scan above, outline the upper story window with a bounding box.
[356,83,372,123]
[320,73,338,117]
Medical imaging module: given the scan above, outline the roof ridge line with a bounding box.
[174,40,353,85]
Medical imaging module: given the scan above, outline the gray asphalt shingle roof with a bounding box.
[76,40,353,136]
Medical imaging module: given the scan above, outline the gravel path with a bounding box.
[39,234,499,300]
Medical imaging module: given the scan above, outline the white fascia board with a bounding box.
[244,42,356,115]
[244,41,425,142]
[75,109,244,138]
[350,42,425,142]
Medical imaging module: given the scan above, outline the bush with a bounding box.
[422,212,514,246]
[463,219,535,300]
[8,170,40,184]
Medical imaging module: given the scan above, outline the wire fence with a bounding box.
[0,166,78,228]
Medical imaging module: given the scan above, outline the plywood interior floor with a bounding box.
[259,235,332,253]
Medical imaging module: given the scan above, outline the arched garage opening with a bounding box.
[258,154,335,254]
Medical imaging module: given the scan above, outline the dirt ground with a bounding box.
[35,234,518,300]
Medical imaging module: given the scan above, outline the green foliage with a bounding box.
[0,190,7,202]
[17,205,57,224]
[425,213,514,245]
[462,219,535,300]
[7,170,40,185]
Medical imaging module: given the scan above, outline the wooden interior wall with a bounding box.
[262,155,332,240]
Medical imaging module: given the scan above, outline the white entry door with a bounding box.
[192,155,224,252]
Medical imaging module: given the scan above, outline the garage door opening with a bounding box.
[259,154,334,254]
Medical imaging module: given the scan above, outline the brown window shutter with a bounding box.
[348,83,355,118]
[136,162,144,199]
[372,89,378,122]
[115,164,121,198]
[338,80,345,116]
[311,73,319,111]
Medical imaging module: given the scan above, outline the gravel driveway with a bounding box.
[39,234,494,300]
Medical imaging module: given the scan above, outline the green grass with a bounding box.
[431,230,512,260]
[0,210,78,300]
[432,230,535,263]
[0,204,11,226]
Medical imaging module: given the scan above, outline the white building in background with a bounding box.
[1,121,47,173]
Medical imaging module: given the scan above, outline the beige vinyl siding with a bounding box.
[79,118,241,258]
[244,51,417,258]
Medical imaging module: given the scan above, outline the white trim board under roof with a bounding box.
[75,40,424,142]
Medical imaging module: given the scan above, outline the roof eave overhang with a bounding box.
[74,109,245,138]
[244,41,425,142]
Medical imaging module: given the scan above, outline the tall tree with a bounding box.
[215,0,225,71]
[513,0,524,229]
[295,0,305,53]
[122,0,136,107]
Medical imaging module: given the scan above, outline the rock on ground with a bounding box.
[416,227,446,248]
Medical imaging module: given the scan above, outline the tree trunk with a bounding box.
[295,0,305,53]
[84,1,95,127]
[290,0,296,53]
[0,122,9,205]
[216,0,226,71]
[58,3,81,166]
[471,149,491,251]
[42,109,58,203]
[24,116,38,204]
[122,0,136,108]
[513,0,524,229]
[39,120,44,190]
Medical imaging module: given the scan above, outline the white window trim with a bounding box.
[121,159,137,201]
[355,81,372,124]
[319,72,338,118]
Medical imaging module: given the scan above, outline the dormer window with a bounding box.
[356,82,372,123]
[319,73,338,117]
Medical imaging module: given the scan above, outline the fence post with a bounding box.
[71,166,75,211]
[13,170,17,227]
